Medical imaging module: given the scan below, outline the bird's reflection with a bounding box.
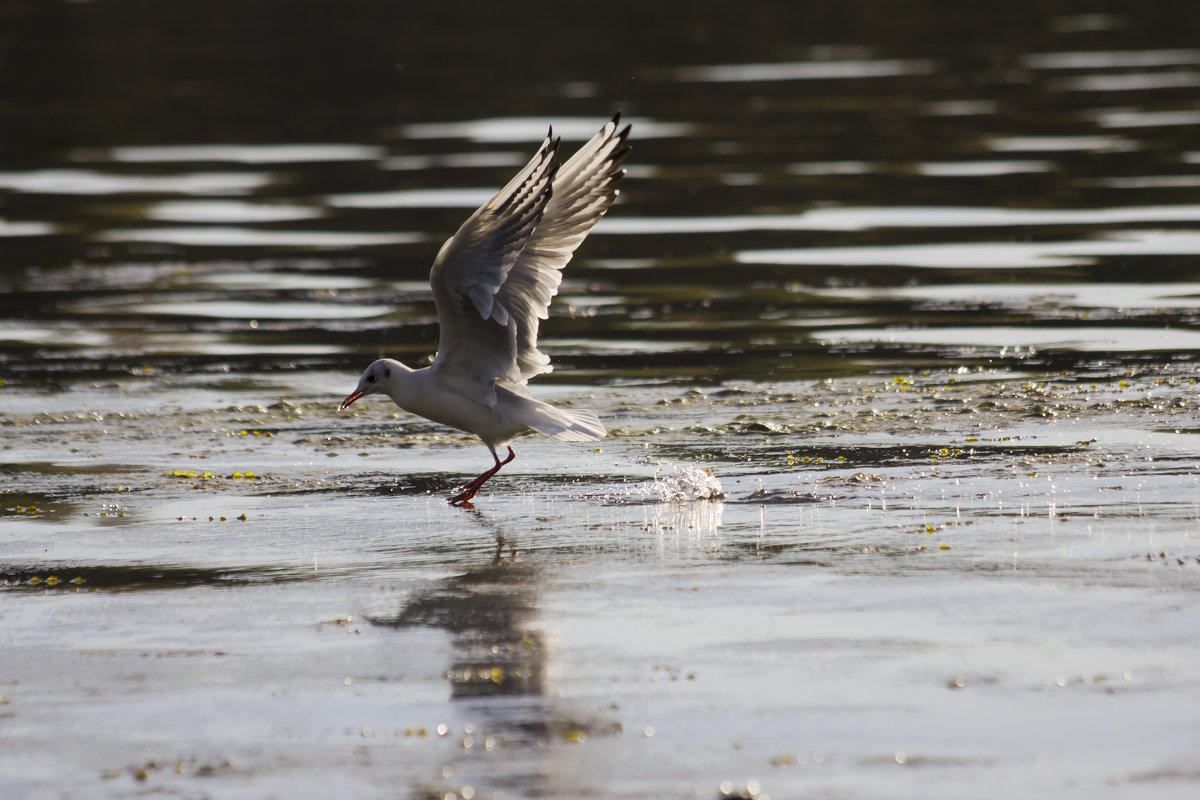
[369,514,544,700]
[368,506,627,800]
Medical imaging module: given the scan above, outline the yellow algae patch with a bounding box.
[164,469,260,481]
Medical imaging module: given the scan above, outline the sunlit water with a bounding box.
[2,1,1199,798]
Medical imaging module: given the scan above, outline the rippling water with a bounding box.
[2,1,1199,798]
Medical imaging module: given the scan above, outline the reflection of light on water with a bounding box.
[105,143,385,163]
[193,272,375,291]
[543,337,701,355]
[604,204,1200,236]
[99,227,421,247]
[145,200,321,223]
[117,300,391,320]
[0,219,55,237]
[382,151,524,171]
[1049,71,1200,93]
[644,499,725,550]
[1092,109,1200,129]
[675,58,934,82]
[987,134,1137,152]
[326,187,496,209]
[402,116,691,143]
[0,169,270,195]
[738,229,1200,269]
[1023,49,1200,70]
[816,325,1200,352]
[1092,175,1200,189]
[821,281,1200,310]
[0,324,112,347]
[915,160,1052,176]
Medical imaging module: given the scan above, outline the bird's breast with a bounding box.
[401,383,528,447]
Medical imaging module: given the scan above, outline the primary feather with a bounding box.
[430,113,632,401]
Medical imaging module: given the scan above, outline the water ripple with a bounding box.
[0,169,271,195]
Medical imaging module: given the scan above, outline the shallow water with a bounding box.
[2,1,1200,798]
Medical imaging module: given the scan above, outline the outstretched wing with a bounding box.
[429,114,631,401]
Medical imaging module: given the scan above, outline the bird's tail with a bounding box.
[536,406,606,441]
[498,385,606,441]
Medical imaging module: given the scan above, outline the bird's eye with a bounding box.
[384,367,392,378]
[367,374,376,383]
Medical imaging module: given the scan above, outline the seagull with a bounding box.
[340,114,631,504]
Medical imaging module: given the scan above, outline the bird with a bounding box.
[340,114,631,504]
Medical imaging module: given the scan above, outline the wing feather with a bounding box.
[429,115,630,401]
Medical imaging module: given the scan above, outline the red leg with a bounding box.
[448,446,515,505]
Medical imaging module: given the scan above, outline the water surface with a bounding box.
[2,1,1199,798]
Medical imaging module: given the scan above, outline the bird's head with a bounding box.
[340,358,410,411]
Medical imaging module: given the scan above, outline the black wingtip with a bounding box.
[608,111,631,148]
[540,128,560,162]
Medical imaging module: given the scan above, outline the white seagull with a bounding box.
[340,114,631,504]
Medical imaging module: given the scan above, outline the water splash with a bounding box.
[654,463,726,502]
[607,463,726,504]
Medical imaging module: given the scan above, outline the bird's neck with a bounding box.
[383,365,427,410]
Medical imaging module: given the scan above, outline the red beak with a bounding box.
[340,390,365,411]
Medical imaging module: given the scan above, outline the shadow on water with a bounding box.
[0,562,314,592]
[654,442,1086,469]
[268,472,470,498]
[1,492,86,522]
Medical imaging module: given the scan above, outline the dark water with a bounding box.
[2,1,1199,798]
